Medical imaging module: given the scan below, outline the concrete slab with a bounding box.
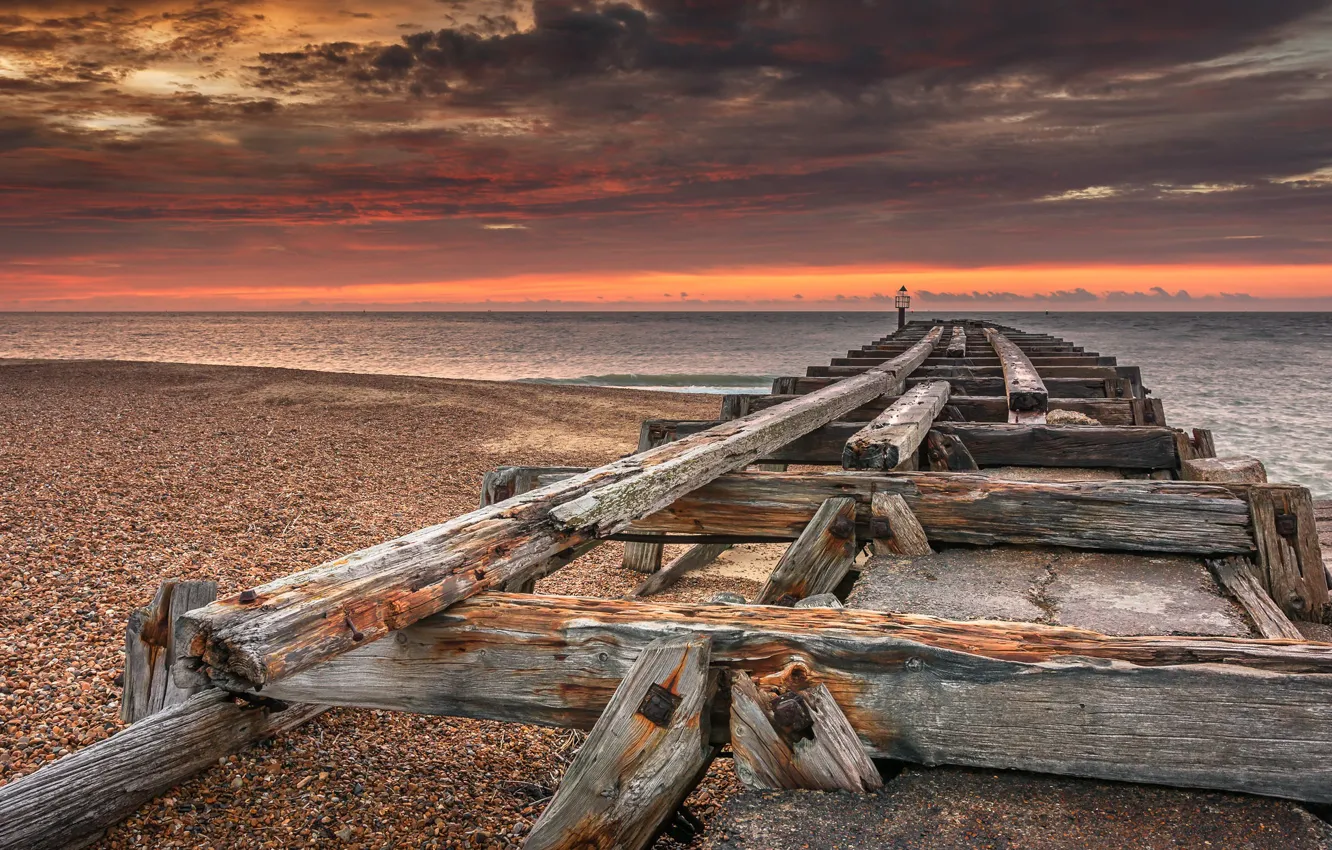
[707,766,1332,850]
[848,546,1251,636]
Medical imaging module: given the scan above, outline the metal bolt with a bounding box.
[238,589,257,604]
[771,691,815,743]
[869,518,894,539]
[1275,511,1298,540]
[829,516,855,540]
[637,682,681,727]
[906,657,923,672]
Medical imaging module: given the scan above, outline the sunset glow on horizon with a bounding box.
[3,1,1331,310]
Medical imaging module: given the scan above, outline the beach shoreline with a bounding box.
[0,358,736,848]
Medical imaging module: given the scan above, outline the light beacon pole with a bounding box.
[895,286,911,331]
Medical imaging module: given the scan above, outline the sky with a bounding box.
[2,0,1331,310]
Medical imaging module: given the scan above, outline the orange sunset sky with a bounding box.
[3,1,1331,310]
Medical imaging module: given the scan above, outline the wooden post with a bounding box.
[523,635,717,850]
[983,327,1048,424]
[841,380,950,470]
[0,691,324,850]
[1207,557,1303,640]
[632,543,733,597]
[177,327,942,693]
[756,498,859,605]
[1247,484,1329,622]
[623,424,666,574]
[122,579,218,724]
[730,668,882,792]
[870,492,932,556]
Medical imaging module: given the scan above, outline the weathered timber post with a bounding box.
[122,579,218,723]
[755,497,859,605]
[870,492,932,556]
[524,635,717,850]
[1247,484,1329,622]
[730,665,882,792]
[622,422,667,574]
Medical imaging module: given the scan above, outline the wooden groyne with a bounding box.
[2,318,1330,849]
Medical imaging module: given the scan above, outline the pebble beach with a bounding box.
[0,359,741,849]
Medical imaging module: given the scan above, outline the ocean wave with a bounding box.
[519,373,771,390]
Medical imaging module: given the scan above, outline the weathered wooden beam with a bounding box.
[524,635,716,850]
[1182,457,1267,484]
[746,394,1138,425]
[775,376,1108,399]
[946,325,966,357]
[812,364,1118,381]
[755,498,859,605]
[1208,557,1304,640]
[0,691,323,850]
[984,328,1048,423]
[1248,484,1329,622]
[175,331,945,691]
[841,381,950,470]
[730,670,882,792]
[259,593,1332,803]
[122,579,218,724]
[632,543,733,598]
[655,420,1178,469]
[870,492,931,556]
[491,470,1256,554]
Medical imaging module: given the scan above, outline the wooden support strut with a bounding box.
[255,593,1332,803]
[122,579,218,724]
[984,327,1049,423]
[755,497,859,605]
[1247,484,1330,622]
[523,635,717,850]
[632,543,733,598]
[175,328,944,692]
[1207,557,1304,640]
[870,491,932,556]
[841,380,950,470]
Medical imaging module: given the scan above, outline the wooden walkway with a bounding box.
[2,318,1330,850]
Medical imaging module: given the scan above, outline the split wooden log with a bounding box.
[1247,484,1329,622]
[260,592,1332,803]
[489,469,1257,554]
[870,492,932,556]
[1207,557,1304,640]
[730,669,882,792]
[0,690,323,850]
[523,635,717,850]
[1182,457,1267,484]
[175,330,944,692]
[122,579,218,724]
[984,327,1048,423]
[924,430,979,472]
[632,543,733,598]
[841,381,950,470]
[755,498,859,605]
[657,420,1179,469]
[946,325,966,357]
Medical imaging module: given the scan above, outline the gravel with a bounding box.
[0,359,739,849]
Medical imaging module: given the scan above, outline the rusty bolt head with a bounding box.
[1275,512,1298,539]
[770,691,814,743]
[906,656,923,672]
[829,516,855,540]
[869,518,894,539]
[637,682,682,727]
[238,589,258,604]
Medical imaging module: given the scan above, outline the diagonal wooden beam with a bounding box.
[984,327,1049,423]
[841,380,950,470]
[175,330,943,692]
[755,498,859,605]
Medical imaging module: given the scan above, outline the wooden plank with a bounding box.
[259,593,1332,803]
[496,470,1256,554]
[657,420,1179,469]
[748,395,1138,425]
[984,328,1048,423]
[0,691,324,850]
[121,579,218,724]
[870,492,931,556]
[1248,484,1330,622]
[842,381,950,470]
[176,330,944,691]
[1208,557,1304,640]
[524,635,716,850]
[946,325,966,357]
[755,498,859,605]
[730,670,882,792]
[632,543,733,597]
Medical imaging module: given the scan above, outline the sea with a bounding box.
[1,311,1328,497]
